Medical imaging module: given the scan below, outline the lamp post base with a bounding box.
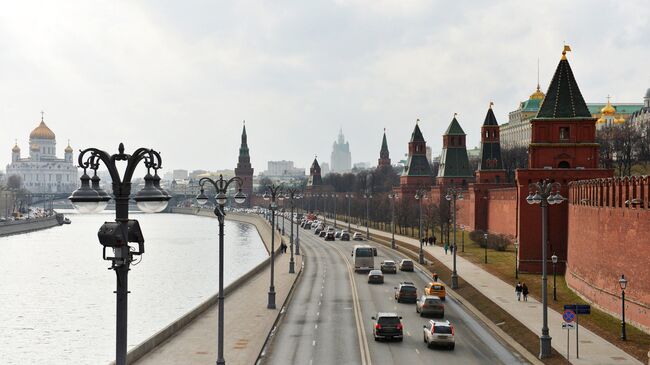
[267,290,276,309]
[391,239,395,250]
[419,251,424,264]
[217,358,225,365]
[451,273,459,289]
[289,260,295,274]
[539,334,552,358]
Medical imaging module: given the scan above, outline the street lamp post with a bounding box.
[281,206,286,235]
[345,193,353,232]
[284,188,301,273]
[445,186,463,289]
[619,274,628,340]
[551,253,558,301]
[195,175,247,365]
[263,183,284,309]
[514,239,519,279]
[461,225,465,252]
[68,144,171,365]
[321,193,327,226]
[526,180,566,359]
[484,233,488,264]
[415,188,427,264]
[331,193,338,228]
[363,192,372,239]
[388,192,398,249]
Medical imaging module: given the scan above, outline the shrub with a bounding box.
[469,230,512,251]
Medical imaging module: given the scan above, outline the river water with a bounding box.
[0,211,268,364]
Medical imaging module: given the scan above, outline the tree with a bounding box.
[501,147,528,183]
[7,174,22,190]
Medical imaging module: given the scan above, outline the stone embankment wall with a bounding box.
[0,215,61,237]
[567,176,650,333]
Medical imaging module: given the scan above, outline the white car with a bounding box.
[423,320,455,350]
[353,232,364,241]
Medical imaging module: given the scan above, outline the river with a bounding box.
[0,211,268,364]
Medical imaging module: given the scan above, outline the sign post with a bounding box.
[564,304,590,359]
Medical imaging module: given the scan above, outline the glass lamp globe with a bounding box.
[196,190,209,206]
[445,194,452,201]
[263,192,270,201]
[215,192,228,205]
[234,190,247,204]
[69,172,104,213]
[134,173,170,213]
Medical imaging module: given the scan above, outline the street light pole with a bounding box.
[514,239,519,279]
[69,144,171,365]
[363,192,372,239]
[345,193,353,232]
[332,193,338,228]
[619,274,628,340]
[445,186,463,289]
[388,193,397,249]
[526,179,566,359]
[263,183,284,309]
[284,187,302,273]
[484,233,488,264]
[415,188,427,264]
[551,253,558,301]
[195,175,247,365]
[461,225,465,252]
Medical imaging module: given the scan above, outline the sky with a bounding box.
[1,0,649,175]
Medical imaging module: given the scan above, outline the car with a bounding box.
[325,231,335,241]
[423,320,455,350]
[372,313,403,341]
[416,295,445,317]
[341,232,350,241]
[319,230,327,237]
[314,227,322,235]
[353,232,364,241]
[424,281,446,301]
[394,282,418,303]
[380,260,397,274]
[399,259,414,272]
[304,222,312,229]
[334,231,342,239]
[368,270,384,284]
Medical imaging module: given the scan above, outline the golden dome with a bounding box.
[601,100,616,116]
[614,116,625,124]
[597,117,606,124]
[64,141,73,153]
[530,85,545,100]
[12,142,20,152]
[30,120,56,140]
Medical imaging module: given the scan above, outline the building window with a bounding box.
[559,127,570,140]
[558,161,570,168]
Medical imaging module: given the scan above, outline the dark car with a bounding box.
[319,230,327,237]
[368,270,384,284]
[341,232,350,241]
[372,313,403,341]
[304,222,312,229]
[394,282,418,303]
[380,260,397,274]
[314,227,322,235]
[335,231,342,239]
[325,231,335,241]
[399,259,414,272]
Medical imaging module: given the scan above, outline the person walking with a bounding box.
[433,235,437,246]
[433,272,439,282]
[428,236,434,246]
[522,283,529,301]
[444,242,449,255]
[515,282,523,301]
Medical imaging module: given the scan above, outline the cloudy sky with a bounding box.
[1,0,648,175]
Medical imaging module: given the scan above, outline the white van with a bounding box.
[352,245,374,272]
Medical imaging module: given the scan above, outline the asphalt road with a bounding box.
[264,225,528,365]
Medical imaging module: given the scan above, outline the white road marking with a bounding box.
[313,340,316,346]
[415,349,420,355]
[317,311,320,316]
[315,324,318,329]
[319,301,321,306]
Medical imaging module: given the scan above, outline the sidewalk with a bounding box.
[134,213,302,365]
[334,218,642,365]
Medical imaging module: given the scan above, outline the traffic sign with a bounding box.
[564,304,591,315]
[562,322,575,330]
[563,309,576,323]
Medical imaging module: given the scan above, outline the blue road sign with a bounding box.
[563,309,576,323]
[564,304,591,315]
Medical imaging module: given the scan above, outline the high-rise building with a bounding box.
[234,123,254,207]
[6,115,78,193]
[330,129,351,173]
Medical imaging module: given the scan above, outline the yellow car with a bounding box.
[424,282,446,301]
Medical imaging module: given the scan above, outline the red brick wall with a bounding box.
[486,187,517,237]
[567,177,650,332]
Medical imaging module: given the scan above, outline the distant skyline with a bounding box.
[2,1,649,176]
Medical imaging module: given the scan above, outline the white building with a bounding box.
[6,117,78,193]
[262,160,305,177]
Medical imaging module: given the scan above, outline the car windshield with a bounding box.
[355,248,373,257]
[432,285,443,290]
[401,286,416,292]
[402,261,413,265]
[434,325,452,334]
[369,270,382,275]
[425,299,441,305]
[383,261,395,266]
[378,317,400,326]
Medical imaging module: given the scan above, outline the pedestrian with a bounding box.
[280,242,287,253]
[522,283,529,301]
[428,236,434,246]
[444,243,449,255]
[433,236,437,246]
[515,282,522,301]
[433,272,439,282]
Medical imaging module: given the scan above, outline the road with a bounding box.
[263,225,528,365]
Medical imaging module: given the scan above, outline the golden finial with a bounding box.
[561,44,572,60]
[416,118,420,125]
[453,112,458,119]
[489,101,494,109]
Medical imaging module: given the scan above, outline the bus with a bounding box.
[352,245,374,272]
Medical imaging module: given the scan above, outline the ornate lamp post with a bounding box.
[415,188,428,264]
[363,191,372,239]
[69,144,171,365]
[284,187,301,273]
[461,224,465,252]
[514,239,519,279]
[345,193,353,232]
[445,186,463,289]
[551,253,558,301]
[263,183,284,309]
[483,232,488,264]
[331,193,338,228]
[526,180,565,359]
[281,205,286,235]
[195,175,247,365]
[388,192,398,249]
[619,274,628,340]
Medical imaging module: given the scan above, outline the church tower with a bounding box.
[436,116,474,188]
[395,120,434,198]
[475,104,506,183]
[234,122,254,207]
[377,129,391,168]
[11,140,20,162]
[307,157,322,188]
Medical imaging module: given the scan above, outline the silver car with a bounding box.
[423,320,455,350]
[415,295,444,318]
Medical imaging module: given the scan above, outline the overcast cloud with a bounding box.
[1,0,649,174]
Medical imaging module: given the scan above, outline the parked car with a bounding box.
[319,230,327,237]
[399,259,414,272]
[367,270,384,284]
[353,232,364,241]
[372,313,403,341]
[423,320,455,350]
[304,222,312,229]
[394,281,418,303]
[380,260,397,274]
[325,231,335,241]
[314,227,322,235]
[335,231,342,239]
[424,281,446,301]
[341,232,350,241]
[416,295,445,318]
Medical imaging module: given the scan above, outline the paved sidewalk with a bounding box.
[135,214,302,365]
[335,218,642,365]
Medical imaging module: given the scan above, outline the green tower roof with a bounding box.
[537,52,591,118]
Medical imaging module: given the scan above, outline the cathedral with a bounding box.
[6,115,78,193]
